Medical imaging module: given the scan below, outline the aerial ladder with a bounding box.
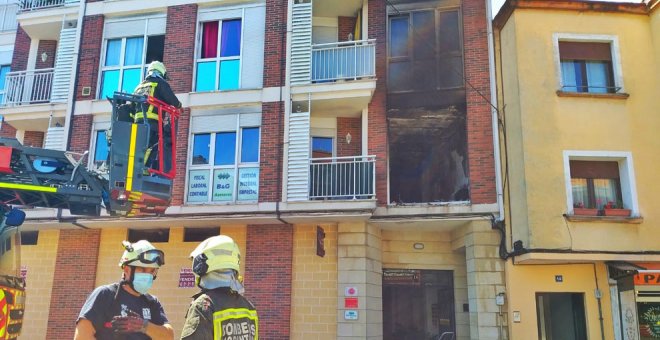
[0,92,180,217]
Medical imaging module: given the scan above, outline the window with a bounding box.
[92,130,109,168]
[388,9,463,92]
[195,19,242,92]
[187,126,260,203]
[0,65,10,103]
[183,227,220,242]
[536,293,587,340]
[99,34,165,99]
[311,136,333,158]
[20,231,38,245]
[0,2,17,32]
[127,228,169,243]
[564,151,638,216]
[559,41,615,93]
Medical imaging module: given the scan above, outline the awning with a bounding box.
[607,261,647,279]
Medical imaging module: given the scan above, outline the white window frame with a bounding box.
[553,33,625,93]
[98,16,166,99]
[193,9,245,92]
[88,120,110,170]
[0,2,17,32]
[563,150,638,216]
[185,117,260,204]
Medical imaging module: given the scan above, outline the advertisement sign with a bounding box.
[178,268,196,288]
[188,170,210,202]
[237,168,259,201]
[212,169,234,201]
[383,269,421,286]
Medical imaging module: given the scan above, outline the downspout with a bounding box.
[62,0,86,151]
[276,0,292,226]
[486,0,504,220]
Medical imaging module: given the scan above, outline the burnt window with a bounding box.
[146,35,165,64]
[20,231,38,245]
[183,227,220,242]
[128,228,170,243]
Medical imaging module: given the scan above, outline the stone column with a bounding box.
[337,222,383,339]
[465,221,507,339]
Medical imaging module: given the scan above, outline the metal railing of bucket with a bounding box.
[3,69,54,106]
[311,39,376,82]
[309,155,376,200]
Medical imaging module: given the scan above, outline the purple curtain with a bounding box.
[202,21,219,58]
[220,20,241,57]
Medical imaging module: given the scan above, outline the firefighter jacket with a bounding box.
[181,287,258,340]
[132,76,181,122]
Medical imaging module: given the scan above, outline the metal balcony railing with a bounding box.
[3,69,54,106]
[311,39,376,82]
[309,155,375,200]
[18,0,67,11]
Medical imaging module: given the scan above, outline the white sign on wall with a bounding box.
[212,169,234,201]
[188,170,209,202]
[237,167,259,201]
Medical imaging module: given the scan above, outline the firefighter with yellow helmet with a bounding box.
[75,240,174,340]
[181,235,258,339]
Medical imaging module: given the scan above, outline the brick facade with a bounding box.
[76,15,103,101]
[245,224,293,340]
[368,0,388,206]
[172,108,191,205]
[35,40,57,69]
[68,115,93,164]
[0,123,16,138]
[11,25,30,72]
[23,131,44,148]
[338,16,357,42]
[337,117,362,157]
[163,4,197,93]
[463,0,496,204]
[45,229,101,340]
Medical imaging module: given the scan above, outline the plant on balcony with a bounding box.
[573,202,599,216]
[603,200,631,217]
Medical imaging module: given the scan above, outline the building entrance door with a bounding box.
[383,269,455,340]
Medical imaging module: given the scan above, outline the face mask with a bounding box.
[132,272,154,295]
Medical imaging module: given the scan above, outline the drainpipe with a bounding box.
[485,0,504,220]
[62,0,86,151]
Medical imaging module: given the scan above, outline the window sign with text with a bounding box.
[238,167,259,201]
[188,170,210,202]
[212,169,235,201]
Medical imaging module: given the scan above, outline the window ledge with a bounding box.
[556,91,630,99]
[564,214,643,224]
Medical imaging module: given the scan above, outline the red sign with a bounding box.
[634,263,660,285]
[344,297,358,309]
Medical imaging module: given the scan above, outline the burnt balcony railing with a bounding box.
[3,69,54,106]
[309,155,375,200]
[311,39,376,82]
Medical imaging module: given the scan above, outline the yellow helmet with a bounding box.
[190,235,240,276]
[118,240,165,268]
[147,61,167,77]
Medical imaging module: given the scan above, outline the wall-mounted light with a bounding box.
[345,132,352,145]
[413,242,424,250]
[41,52,48,63]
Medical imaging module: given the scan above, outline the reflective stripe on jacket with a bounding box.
[213,308,258,340]
[133,81,159,121]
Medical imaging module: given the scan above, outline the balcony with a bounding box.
[309,156,375,200]
[311,40,375,83]
[3,68,53,106]
[18,0,68,12]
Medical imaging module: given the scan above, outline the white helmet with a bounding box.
[119,240,165,268]
[190,235,240,276]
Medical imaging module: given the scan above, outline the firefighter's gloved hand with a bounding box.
[111,315,148,333]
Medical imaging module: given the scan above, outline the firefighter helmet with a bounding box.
[147,61,167,78]
[118,240,165,268]
[190,235,240,276]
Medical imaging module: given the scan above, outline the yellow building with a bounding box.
[494,0,660,339]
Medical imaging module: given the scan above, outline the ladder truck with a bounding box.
[0,92,180,338]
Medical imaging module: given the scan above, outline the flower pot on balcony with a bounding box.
[573,208,599,216]
[604,208,631,217]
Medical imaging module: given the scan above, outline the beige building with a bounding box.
[495,0,660,339]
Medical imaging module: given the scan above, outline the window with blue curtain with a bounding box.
[0,65,10,103]
[93,130,109,167]
[196,19,242,92]
[214,132,236,166]
[559,41,615,93]
[240,127,259,163]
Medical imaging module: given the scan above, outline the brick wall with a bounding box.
[76,15,103,101]
[172,108,190,205]
[245,224,293,340]
[0,123,16,138]
[45,229,101,340]
[35,40,57,69]
[337,117,361,157]
[338,16,357,42]
[463,0,496,204]
[163,4,197,93]
[368,0,388,206]
[259,0,287,202]
[11,25,30,71]
[68,115,93,163]
[23,131,44,147]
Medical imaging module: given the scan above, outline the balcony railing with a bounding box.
[3,69,53,106]
[309,155,375,200]
[18,0,68,11]
[311,39,376,82]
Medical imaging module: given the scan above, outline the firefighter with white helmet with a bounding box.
[181,235,258,339]
[75,240,174,340]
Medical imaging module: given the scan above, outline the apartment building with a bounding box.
[494,0,660,339]
[3,0,500,339]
